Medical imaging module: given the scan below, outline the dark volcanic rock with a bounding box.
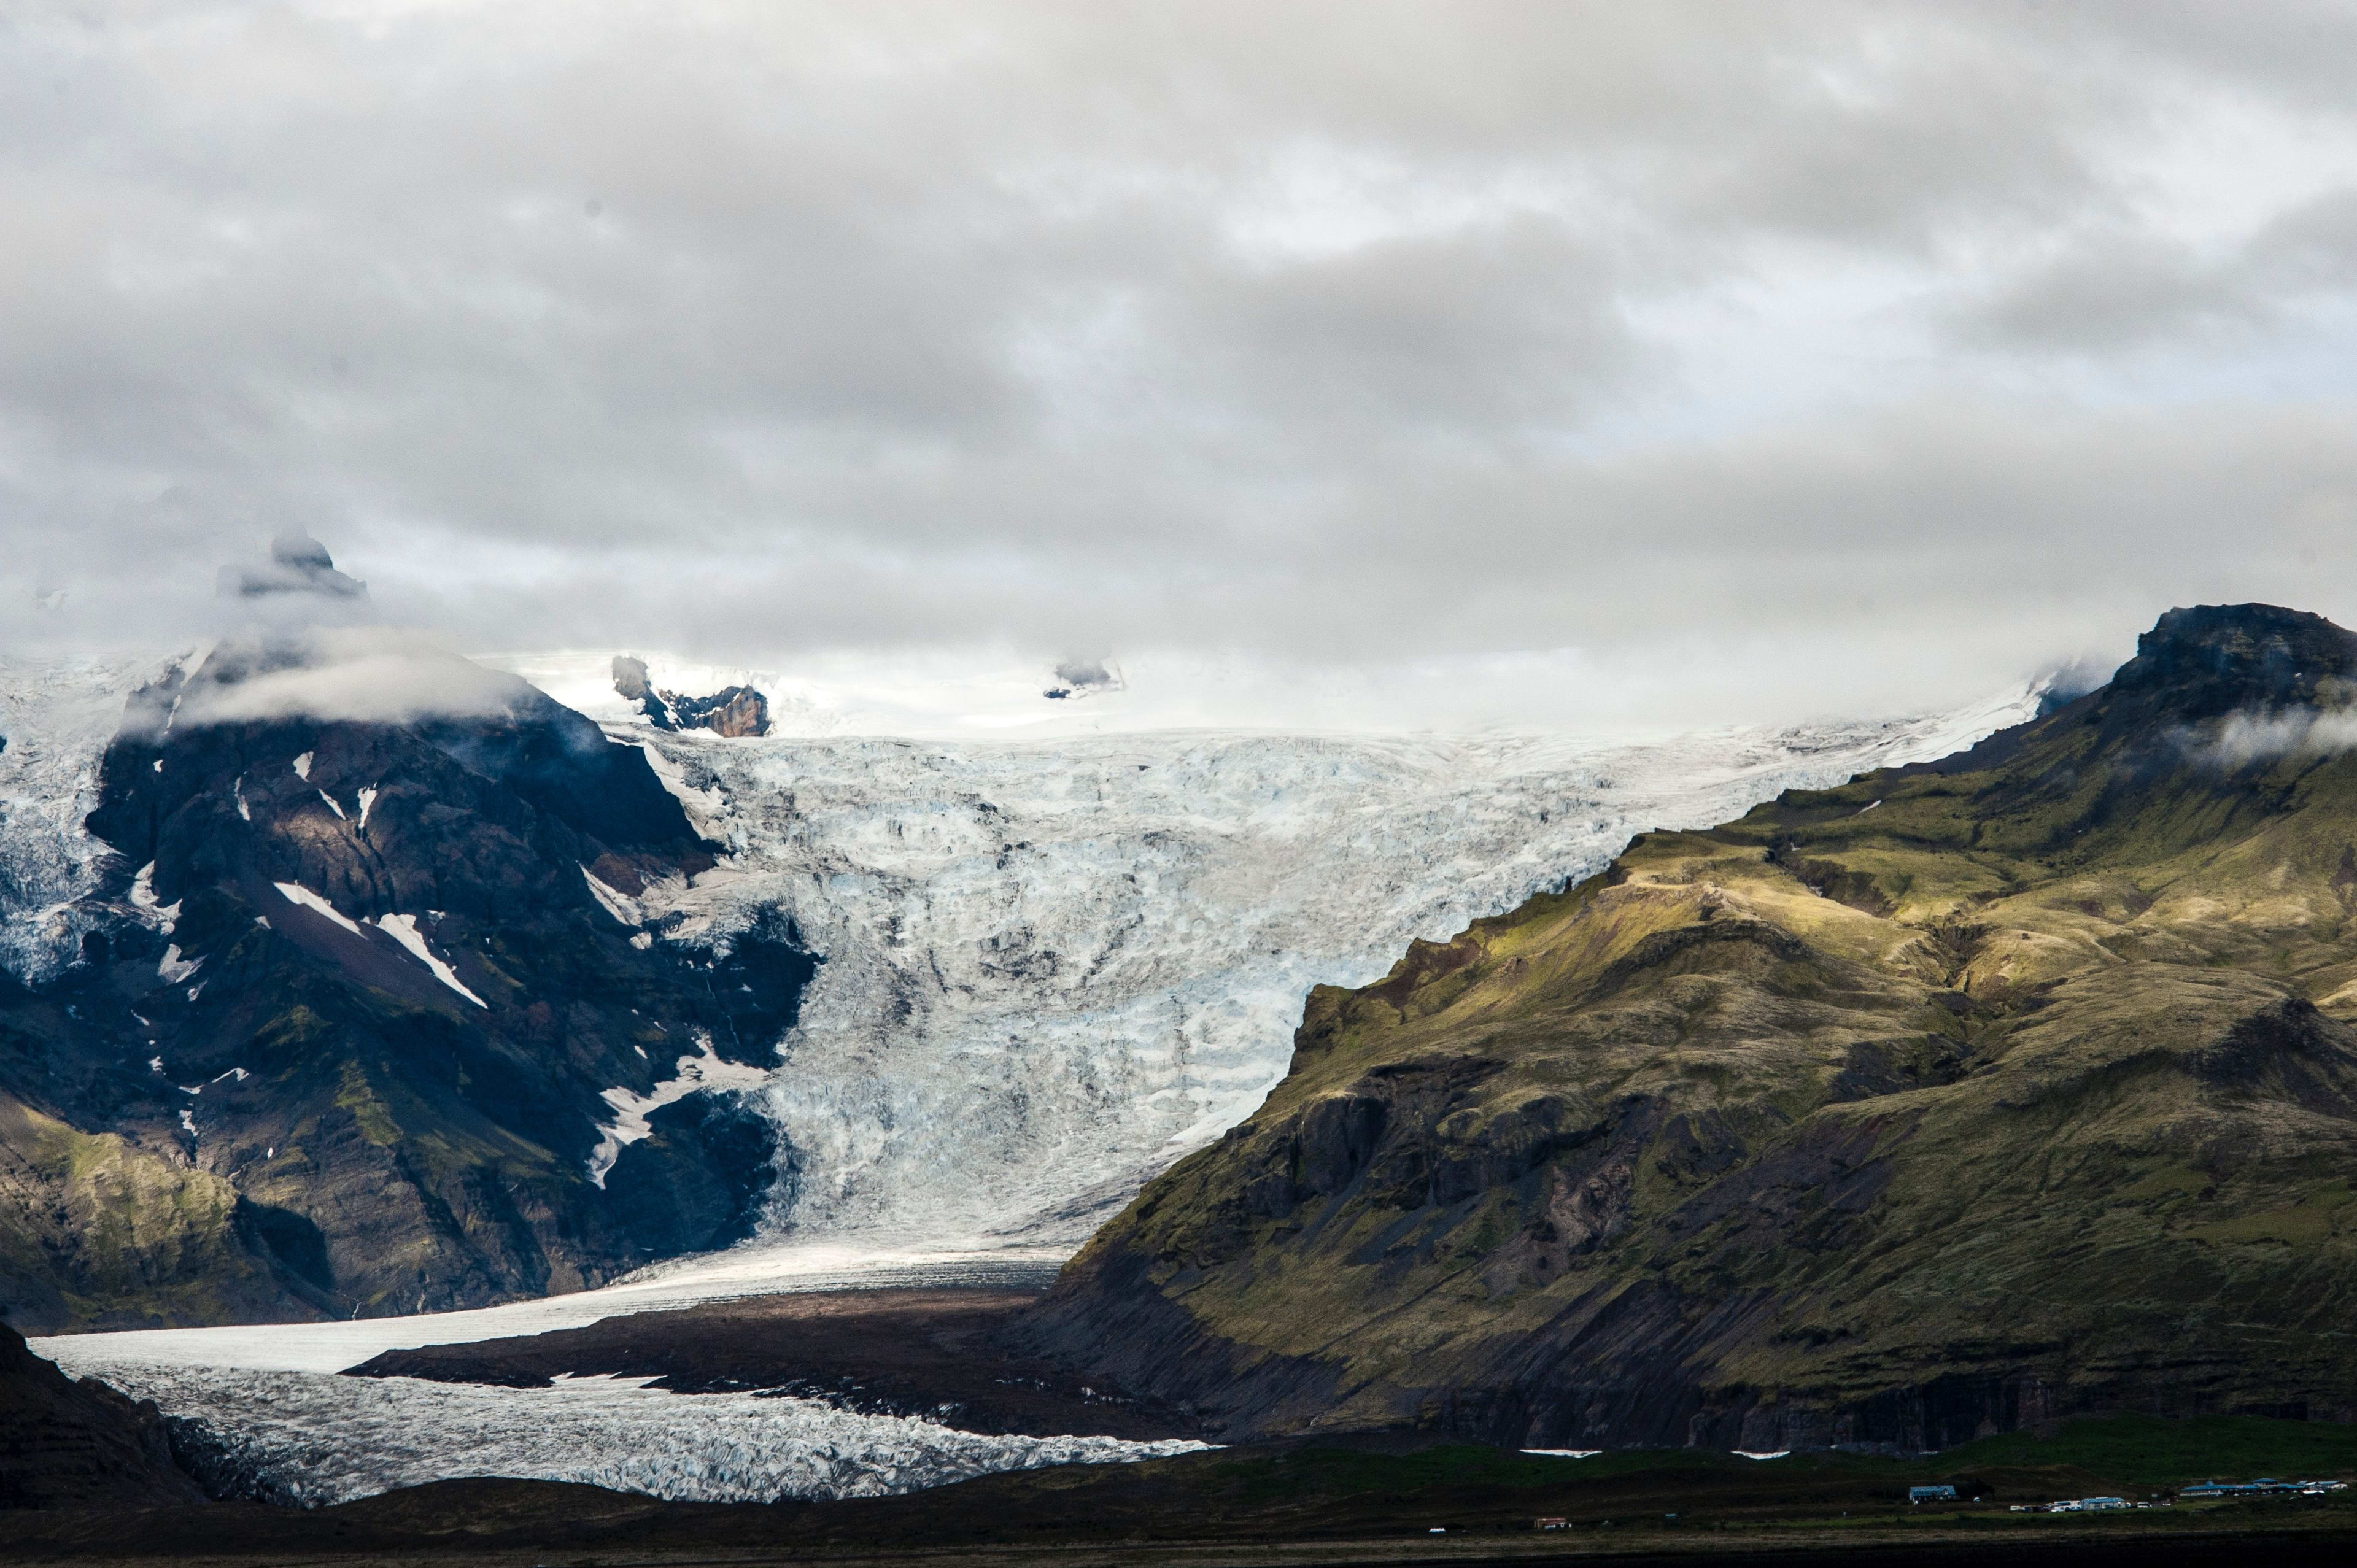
[0,1321,204,1508]
[345,1288,1201,1440]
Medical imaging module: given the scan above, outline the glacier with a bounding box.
[613,689,2040,1249]
[83,1361,1208,1507]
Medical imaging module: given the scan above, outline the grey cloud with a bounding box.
[128,627,541,736]
[1959,188,2357,351]
[2185,705,2357,771]
[6,2,2357,731]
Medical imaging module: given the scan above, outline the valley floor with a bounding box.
[5,1462,2357,1568]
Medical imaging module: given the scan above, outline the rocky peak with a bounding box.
[663,684,769,738]
[610,658,772,738]
[2110,603,2357,723]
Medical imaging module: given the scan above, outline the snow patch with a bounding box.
[373,913,486,1008]
[291,751,312,780]
[128,862,178,931]
[274,881,362,937]
[586,1034,770,1188]
[356,786,377,831]
[318,789,345,819]
[156,944,201,984]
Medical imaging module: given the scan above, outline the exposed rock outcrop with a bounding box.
[611,657,770,737]
[663,685,769,738]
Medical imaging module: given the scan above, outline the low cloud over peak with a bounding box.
[136,627,546,736]
[218,531,370,614]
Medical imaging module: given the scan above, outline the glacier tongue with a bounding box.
[632,689,2037,1249]
[91,1361,1208,1507]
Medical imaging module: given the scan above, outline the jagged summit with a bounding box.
[1899,603,2357,792]
[610,655,770,737]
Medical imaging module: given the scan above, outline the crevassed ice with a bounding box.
[0,653,182,983]
[75,1362,1209,1507]
[0,651,2035,1256]
[624,686,2037,1249]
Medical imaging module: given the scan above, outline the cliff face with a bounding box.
[0,1321,204,1508]
[1021,604,2357,1451]
[0,643,813,1332]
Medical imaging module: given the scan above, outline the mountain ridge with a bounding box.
[1016,603,2357,1451]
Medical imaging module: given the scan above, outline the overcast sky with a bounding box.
[9,2,2357,732]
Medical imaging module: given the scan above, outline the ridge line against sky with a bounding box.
[7,3,2357,735]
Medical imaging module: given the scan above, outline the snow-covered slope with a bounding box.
[620,688,2039,1249]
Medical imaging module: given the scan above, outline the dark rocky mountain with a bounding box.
[0,1320,204,1508]
[1021,604,2357,1451]
[0,631,813,1333]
